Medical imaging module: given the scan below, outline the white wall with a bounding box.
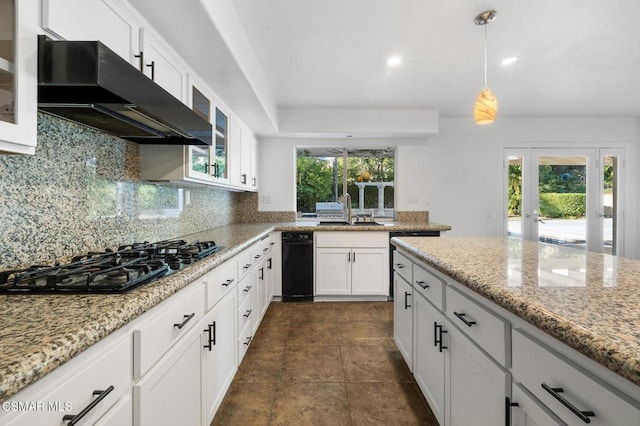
[258,117,640,257]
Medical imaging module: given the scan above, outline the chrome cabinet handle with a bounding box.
[542,383,595,423]
[174,313,195,329]
[454,311,476,327]
[62,386,114,425]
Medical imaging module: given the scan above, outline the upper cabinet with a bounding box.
[0,0,37,155]
[138,27,186,102]
[41,0,140,65]
[213,107,229,181]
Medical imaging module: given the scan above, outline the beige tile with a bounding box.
[212,382,277,425]
[234,347,284,383]
[372,301,394,321]
[337,320,394,346]
[287,321,339,346]
[347,382,437,426]
[250,320,290,349]
[270,382,351,425]
[282,345,344,382]
[262,302,296,321]
[341,345,413,383]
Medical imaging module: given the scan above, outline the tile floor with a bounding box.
[212,301,439,425]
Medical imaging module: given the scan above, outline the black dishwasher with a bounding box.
[282,232,314,302]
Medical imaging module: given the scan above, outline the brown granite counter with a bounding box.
[0,223,274,403]
[391,236,640,388]
[275,221,451,232]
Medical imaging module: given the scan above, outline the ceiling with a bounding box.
[130,0,640,137]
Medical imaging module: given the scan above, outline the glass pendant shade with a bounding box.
[474,86,497,124]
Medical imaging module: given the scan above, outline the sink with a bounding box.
[316,221,383,226]
[351,221,383,226]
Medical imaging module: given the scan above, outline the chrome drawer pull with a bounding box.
[415,280,429,289]
[453,311,476,327]
[174,313,195,329]
[542,383,595,423]
[62,385,114,425]
[222,278,234,287]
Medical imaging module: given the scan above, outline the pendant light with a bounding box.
[474,10,497,125]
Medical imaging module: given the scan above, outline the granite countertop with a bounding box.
[275,221,451,232]
[0,223,274,403]
[391,236,640,388]
[0,220,451,402]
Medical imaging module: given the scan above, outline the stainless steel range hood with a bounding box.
[37,35,212,146]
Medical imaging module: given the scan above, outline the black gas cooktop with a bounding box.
[0,239,222,294]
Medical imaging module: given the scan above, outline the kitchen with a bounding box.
[1,0,640,425]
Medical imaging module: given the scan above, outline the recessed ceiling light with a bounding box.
[501,56,518,66]
[387,56,402,67]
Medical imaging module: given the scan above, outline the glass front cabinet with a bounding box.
[0,0,37,155]
[186,85,229,184]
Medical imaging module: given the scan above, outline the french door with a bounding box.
[504,147,624,255]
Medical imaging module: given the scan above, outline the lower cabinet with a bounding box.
[446,319,509,426]
[511,383,566,426]
[393,272,413,370]
[202,289,237,423]
[133,322,203,426]
[413,291,446,426]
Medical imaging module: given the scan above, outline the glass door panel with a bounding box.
[507,155,524,238]
[535,155,588,250]
[214,108,228,180]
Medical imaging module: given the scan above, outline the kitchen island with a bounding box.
[391,236,640,425]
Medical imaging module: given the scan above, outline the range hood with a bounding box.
[37,35,212,146]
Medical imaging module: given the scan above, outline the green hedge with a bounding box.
[539,193,586,218]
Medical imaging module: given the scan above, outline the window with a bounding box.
[296,147,395,218]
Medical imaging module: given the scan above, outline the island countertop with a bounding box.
[390,236,640,388]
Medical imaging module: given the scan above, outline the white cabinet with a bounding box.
[315,232,389,296]
[0,0,37,155]
[511,383,566,426]
[229,120,258,191]
[394,272,413,370]
[133,322,202,426]
[446,318,510,426]
[202,289,237,424]
[41,0,140,65]
[139,28,186,102]
[512,329,640,426]
[94,395,133,426]
[413,291,446,426]
[3,332,132,426]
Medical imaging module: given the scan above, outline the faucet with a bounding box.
[338,192,352,223]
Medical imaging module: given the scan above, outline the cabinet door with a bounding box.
[0,0,37,155]
[228,118,243,187]
[139,28,186,102]
[239,125,252,188]
[95,395,133,426]
[42,0,138,64]
[250,134,258,190]
[315,248,351,295]
[351,248,388,295]
[133,325,202,426]
[186,145,214,181]
[447,320,509,426]
[393,273,413,370]
[212,107,230,182]
[203,291,237,424]
[511,383,566,426]
[413,293,446,426]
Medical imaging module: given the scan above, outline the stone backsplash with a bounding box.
[0,113,237,269]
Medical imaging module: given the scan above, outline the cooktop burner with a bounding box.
[0,239,222,294]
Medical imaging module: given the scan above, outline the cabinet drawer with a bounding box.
[237,294,253,333]
[413,263,444,310]
[204,259,238,310]
[393,250,412,284]
[5,336,130,426]
[445,286,508,366]
[237,320,253,363]
[512,330,640,426]
[315,231,388,248]
[237,275,253,306]
[133,283,205,378]
[237,249,254,281]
